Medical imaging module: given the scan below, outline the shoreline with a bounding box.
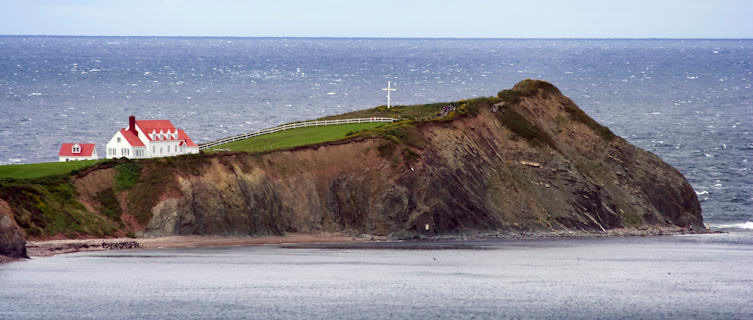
[23,232,365,258]
[1,226,714,263]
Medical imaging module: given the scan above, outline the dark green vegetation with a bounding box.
[321,102,453,121]
[0,176,118,238]
[498,108,555,148]
[320,96,499,122]
[0,160,101,180]
[497,89,521,105]
[511,78,562,97]
[563,103,616,142]
[114,162,141,191]
[500,79,615,143]
[363,121,426,148]
[207,122,386,153]
[95,189,122,224]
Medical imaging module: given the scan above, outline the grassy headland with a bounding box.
[0,160,103,180]
[206,122,387,153]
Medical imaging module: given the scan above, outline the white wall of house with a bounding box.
[105,131,143,159]
[146,139,183,158]
[58,149,99,162]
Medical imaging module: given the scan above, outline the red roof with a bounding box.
[178,129,198,147]
[136,120,177,141]
[59,143,96,157]
[120,129,145,147]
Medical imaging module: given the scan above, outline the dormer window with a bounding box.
[72,144,81,153]
[151,130,156,140]
[173,132,178,139]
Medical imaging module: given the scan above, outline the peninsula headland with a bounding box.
[0,80,704,260]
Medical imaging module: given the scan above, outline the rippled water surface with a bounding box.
[1,234,752,319]
[0,37,751,224]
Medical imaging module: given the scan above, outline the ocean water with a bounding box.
[1,234,753,319]
[0,37,750,225]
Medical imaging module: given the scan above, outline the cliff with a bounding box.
[0,199,28,258]
[0,80,703,253]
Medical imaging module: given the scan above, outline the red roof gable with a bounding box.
[178,129,198,147]
[59,143,96,157]
[136,120,177,141]
[120,129,145,147]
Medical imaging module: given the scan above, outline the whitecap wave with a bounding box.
[710,221,753,230]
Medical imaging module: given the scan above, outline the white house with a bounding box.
[59,143,99,162]
[105,116,199,159]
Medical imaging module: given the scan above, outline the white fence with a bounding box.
[199,117,397,150]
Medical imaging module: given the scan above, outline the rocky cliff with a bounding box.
[0,80,703,249]
[0,199,28,258]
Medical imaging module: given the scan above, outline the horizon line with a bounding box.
[1,34,751,41]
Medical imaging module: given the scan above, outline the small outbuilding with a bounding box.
[58,143,99,162]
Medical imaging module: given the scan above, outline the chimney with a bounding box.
[129,115,136,133]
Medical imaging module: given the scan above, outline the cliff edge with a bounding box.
[0,80,703,248]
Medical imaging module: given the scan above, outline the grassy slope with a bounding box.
[319,102,455,121]
[0,160,102,180]
[206,122,387,153]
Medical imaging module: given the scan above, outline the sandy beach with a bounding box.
[23,232,367,258]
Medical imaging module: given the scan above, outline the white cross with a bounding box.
[382,81,396,108]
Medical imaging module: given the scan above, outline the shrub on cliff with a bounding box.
[114,162,141,191]
[563,103,616,142]
[497,89,521,104]
[498,108,556,149]
[513,79,562,97]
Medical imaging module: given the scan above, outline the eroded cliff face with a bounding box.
[135,81,702,237]
[0,200,28,258]
[1,80,704,241]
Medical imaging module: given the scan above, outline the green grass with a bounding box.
[0,160,102,180]
[206,122,387,153]
[320,102,456,121]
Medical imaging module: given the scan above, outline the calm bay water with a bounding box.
[1,234,753,319]
[0,37,751,225]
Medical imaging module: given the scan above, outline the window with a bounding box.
[167,146,170,153]
[160,148,163,154]
[153,146,156,154]
[117,137,121,143]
